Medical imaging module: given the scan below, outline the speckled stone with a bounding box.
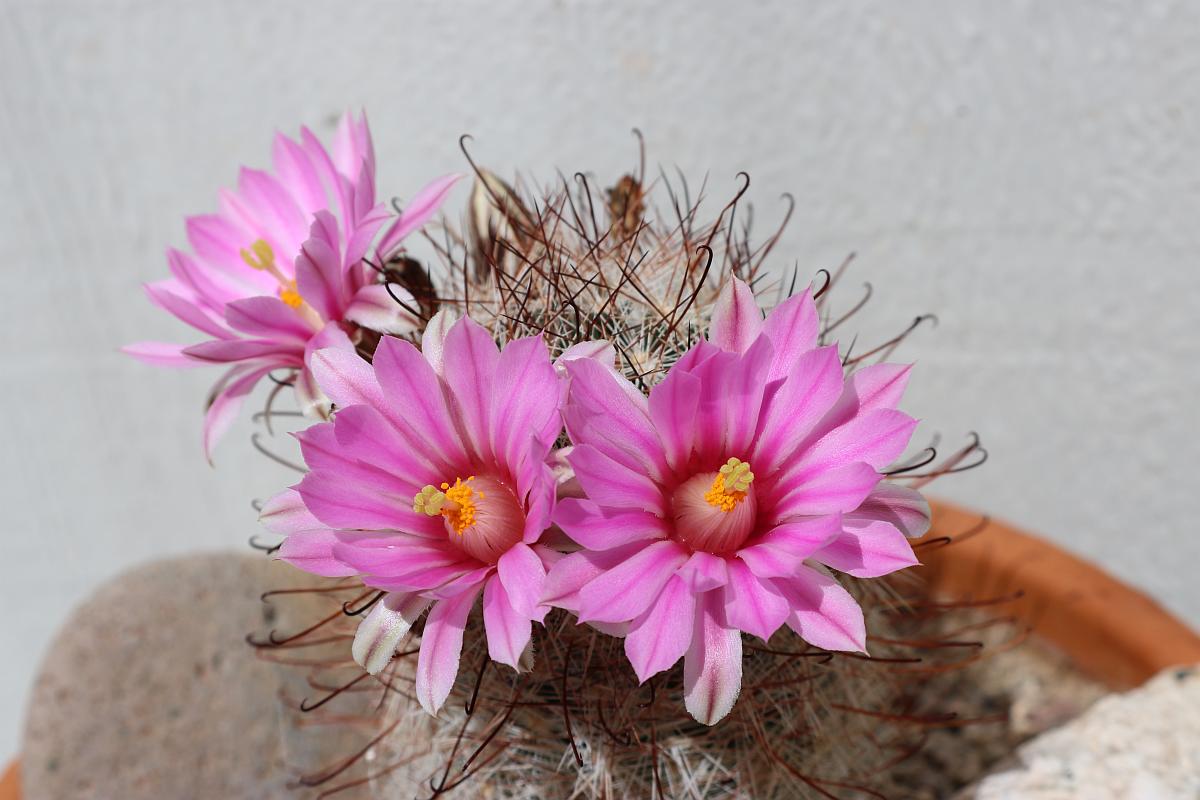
[964,665,1200,799]
[21,553,356,800]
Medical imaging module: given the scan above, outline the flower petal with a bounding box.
[564,357,667,479]
[441,317,501,462]
[352,592,431,675]
[647,368,701,472]
[848,483,931,538]
[770,462,881,519]
[491,335,562,469]
[814,518,919,578]
[377,173,463,257]
[309,346,383,410]
[540,541,648,611]
[674,551,729,592]
[774,567,866,652]
[225,295,316,342]
[554,498,669,551]
[723,560,791,641]
[707,276,763,354]
[275,531,358,577]
[683,591,743,725]
[121,341,202,368]
[482,574,532,670]
[752,346,843,475]
[259,487,323,535]
[577,540,689,624]
[415,583,483,716]
[496,542,547,619]
[345,283,420,335]
[567,444,667,517]
[202,364,273,462]
[761,290,819,381]
[624,575,696,683]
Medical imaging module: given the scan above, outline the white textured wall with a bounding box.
[3,0,1198,759]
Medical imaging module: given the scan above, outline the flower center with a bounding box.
[413,475,525,563]
[240,239,320,321]
[672,458,758,554]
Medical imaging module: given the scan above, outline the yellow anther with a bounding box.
[415,477,478,535]
[239,239,276,271]
[704,458,755,512]
[279,281,303,309]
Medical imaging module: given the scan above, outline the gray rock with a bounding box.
[965,666,1200,799]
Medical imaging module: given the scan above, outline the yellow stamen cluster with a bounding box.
[278,281,303,309]
[413,477,483,536]
[704,458,755,512]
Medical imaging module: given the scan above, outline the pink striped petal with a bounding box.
[774,567,866,653]
[225,295,316,342]
[482,574,532,670]
[275,531,357,577]
[184,338,300,364]
[203,364,273,462]
[723,561,790,641]
[272,132,326,217]
[540,541,647,611]
[708,276,763,354]
[377,173,463,257]
[798,408,918,473]
[761,290,819,381]
[814,518,919,578]
[415,583,483,716]
[646,368,701,471]
[259,488,323,535]
[421,309,456,375]
[295,210,345,321]
[345,283,420,335]
[675,551,729,592]
[490,335,561,471]
[564,358,666,479]
[577,540,689,624]
[496,542,547,619]
[683,591,742,725]
[848,483,931,538]
[770,462,881,518]
[309,346,383,410]
[121,341,201,368]
[441,317,501,462]
[567,444,667,517]
[370,336,469,470]
[143,280,234,341]
[624,575,696,683]
[554,498,669,551]
[752,346,843,474]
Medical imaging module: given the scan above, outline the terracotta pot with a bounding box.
[917,500,1200,689]
[3,500,1197,799]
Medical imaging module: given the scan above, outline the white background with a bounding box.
[2,0,1198,760]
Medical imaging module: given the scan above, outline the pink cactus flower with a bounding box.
[259,313,564,716]
[124,110,461,459]
[543,277,931,725]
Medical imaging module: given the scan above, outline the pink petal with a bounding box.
[774,566,867,652]
[309,346,383,410]
[496,542,547,619]
[683,590,743,725]
[564,357,667,479]
[352,592,430,675]
[275,531,358,577]
[331,110,375,184]
[420,311,455,375]
[848,483,931,538]
[761,290,819,381]
[769,462,881,518]
[202,364,273,462]
[295,210,346,321]
[567,444,667,517]
[490,335,562,470]
[298,469,424,533]
[554,498,668,551]
[416,583,483,715]
[225,295,316,342]
[259,488,323,535]
[723,560,790,641]
[167,247,244,312]
[674,551,729,592]
[376,173,463,257]
[370,336,469,471]
[624,575,696,683]
[555,340,616,373]
[687,337,773,463]
[121,341,202,368]
[577,540,689,624]
[707,276,763,354]
[540,541,647,611]
[272,132,326,217]
[144,280,233,341]
[752,346,843,475]
[845,363,913,413]
[798,408,918,473]
[646,368,701,471]
[185,213,274,291]
[441,317,501,462]
[184,338,300,364]
[237,166,308,252]
[814,518,919,578]
[739,515,842,577]
[482,574,532,670]
[344,283,420,335]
